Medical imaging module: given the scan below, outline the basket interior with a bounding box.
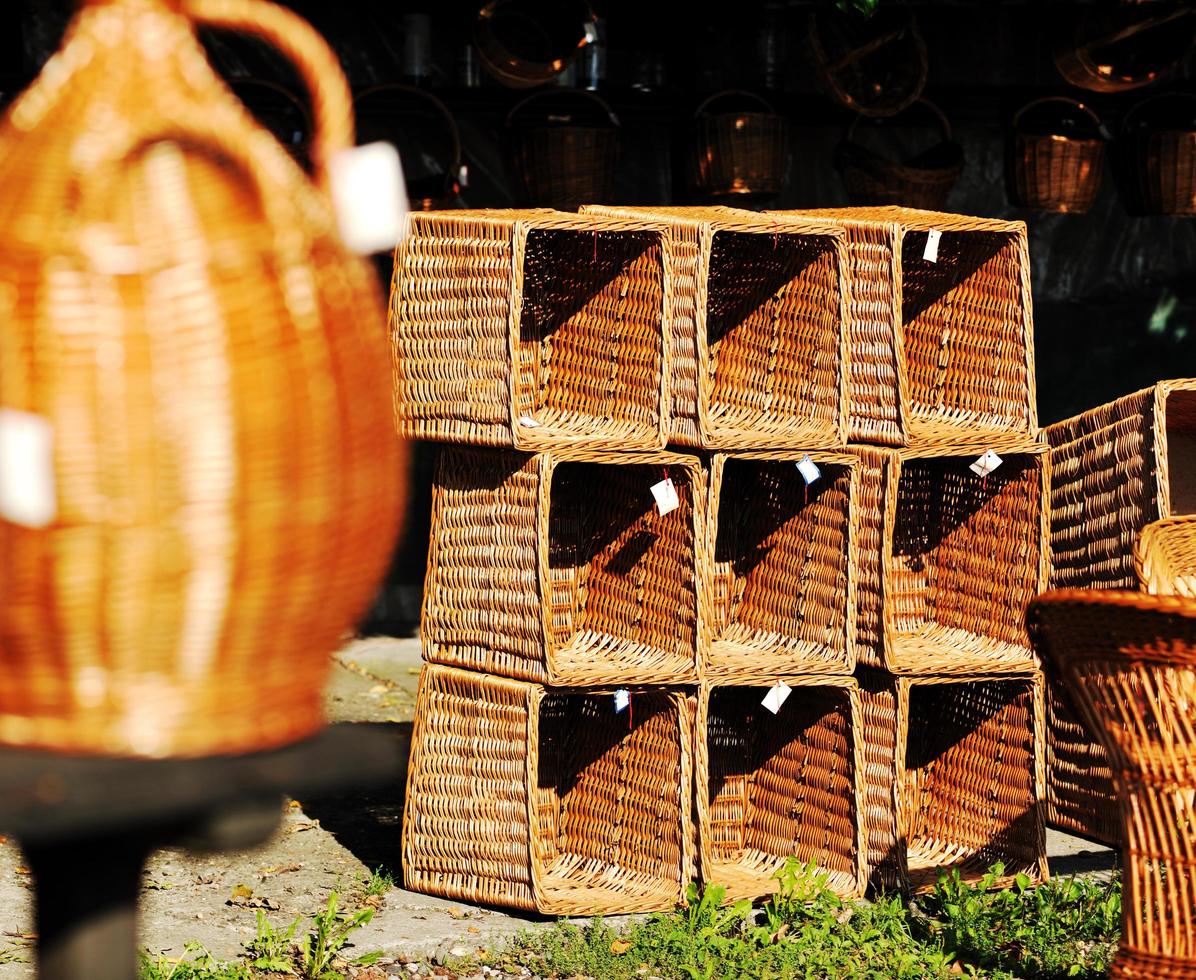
[547,462,697,678]
[704,231,841,437]
[711,458,854,674]
[900,230,1028,430]
[904,679,1040,890]
[705,686,859,897]
[535,691,684,906]
[516,229,663,442]
[888,454,1041,670]
[1164,387,1196,515]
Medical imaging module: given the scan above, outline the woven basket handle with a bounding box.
[184,0,354,192]
[694,89,777,119]
[355,83,464,173]
[1122,91,1196,134]
[505,88,620,128]
[846,96,951,142]
[1012,96,1103,134]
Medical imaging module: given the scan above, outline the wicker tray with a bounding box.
[774,207,1037,450]
[859,669,1047,893]
[580,206,849,450]
[391,209,670,450]
[422,446,704,686]
[695,677,866,902]
[402,664,691,915]
[851,438,1048,676]
[707,452,860,680]
[1136,516,1196,597]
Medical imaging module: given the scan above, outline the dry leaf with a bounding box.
[610,939,632,955]
[369,685,389,695]
[467,926,480,935]
[448,908,471,920]
[229,884,253,902]
[14,867,28,876]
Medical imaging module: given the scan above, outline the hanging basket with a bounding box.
[836,99,963,210]
[504,88,619,210]
[1113,93,1196,216]
[1006,97,1107,214]
[475,0,597,89]
[1054,5,1196,94]
[690,90,788,204]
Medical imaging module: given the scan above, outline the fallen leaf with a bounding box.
[14,867,29,876]
[467,926,480,935]
[287,800,302,809]
[229,884,253,903]
[610,939,631,955]
[194,874,216,885]
[369,685,389,696]
[362,895,383,909]
[448,908,471,920]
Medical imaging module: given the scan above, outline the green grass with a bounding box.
[362,866,394,897]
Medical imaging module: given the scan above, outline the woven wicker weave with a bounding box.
[1136,517,1196,597]
[1031,590,1196,980]
[391,209,670,450]
[1006,97,1106,214]
[779,207,1037,450]
[581,206,849,450]
[850,439,1048,676]
[695,677,866,902]
[422,446,703,686]
[707,452,859,680]
[0,0,400,757]
[859,669,1047,894]
[403,663,691,915]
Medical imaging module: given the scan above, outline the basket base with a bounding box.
[905,838,1043,894]
[539,853,684,916]
[887,625,1037,675]
[552,631,697,685]
[703,851,862,903]
[707,638,851,681]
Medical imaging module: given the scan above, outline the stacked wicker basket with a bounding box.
[390,203,1049,913]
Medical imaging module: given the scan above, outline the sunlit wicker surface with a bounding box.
[1137,516,1196,597]
[695,677,866,902]
[707,452,859,680]
[581,205,849,450]
[402,664,692,915]
[1032,590,1196,979]
[0,0,400,757]
[391,209,670,451]
[422,446,704,686]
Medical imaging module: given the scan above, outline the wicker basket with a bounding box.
[859,669,1047,893]
[403,663,691,915]
[0,0,401,757]
[773,206,1037,449]
[475,0,596,89]
[1136,516,1196,597]
[391,209,670,450]
[505,89,620,211]
[422,446,704,686]
[1054,6,1196,95]
[1031,590,1196,979]
[707,452,860,680]
[580,205,849,449]
[850,439,1048,677]
[1114,94,1196,217]
[695,677,866,902]
[1006,97,1106,214]
[689,91,789,205]
[836,100,963,210]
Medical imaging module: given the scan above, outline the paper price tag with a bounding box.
[970,449,1003,477]
[0,408,56,529]
[614,689,630,714]
[329,142,409,255]
[517,415,540,428]
[761,680,792,715]
[650,478,680,516]
[923,228,942,263]
[796,454,821,485]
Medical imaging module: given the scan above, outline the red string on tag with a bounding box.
[628,692,633,730]
[593,231,598,263]
[771,220,779,252]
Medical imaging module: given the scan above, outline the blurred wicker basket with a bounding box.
[1006,97,1107,214]
[0,0,401,757]
[1031,590,1196,979]
[422,446,704,686]
[1114,93,1196,216]
[859,669,1047,893]
[689,90,789,205]
[695,677,866,902]
[403,663,692,915]
[1054,6,1196,94]
[391,209,669,450]
[773,206,1037,448]
[850,440,1048,677]
[475,0,597,89]
[1136,516,1196,597]
[581,205,849,449]
[836,100,963,210]
[707,452,860,680]
[505,89,619,211]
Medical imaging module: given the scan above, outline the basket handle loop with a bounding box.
[1122,91,1196,133]
[694,89,777,120]
[1012,96,1103,135]
[846,96,951,143]
[183,0,354,193]
[354,82,464,172]
[505,87,620,129]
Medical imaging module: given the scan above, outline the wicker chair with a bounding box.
[1031,590,1196,980]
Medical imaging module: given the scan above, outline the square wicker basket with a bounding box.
[391,209,670,450]
[776,207,1037,450]
[694,677,866,902]
[858,670,1047,893]
[707,451,860,680]
[402,664,692,915]
[581,206,849,450]
[422,446,704,685]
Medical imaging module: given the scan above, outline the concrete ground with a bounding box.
[0,637,1117,975]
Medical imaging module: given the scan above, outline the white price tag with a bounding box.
[614,689,630,714]
[970,449,1003,477]
[762,680,792,715]
[650,478,680,516]
[329,142,409,255]
[796,454,821,486]
[517,415,540,428]
[0,408,56,529]
[923,228,942,263]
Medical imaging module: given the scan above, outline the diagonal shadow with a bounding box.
[900,230,1014,326]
